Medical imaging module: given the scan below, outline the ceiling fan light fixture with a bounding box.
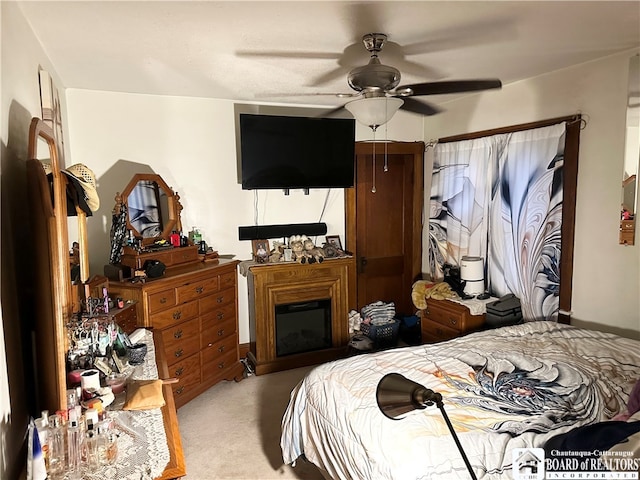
[345,97,404,130]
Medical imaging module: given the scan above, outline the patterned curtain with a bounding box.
[428,123,567,321]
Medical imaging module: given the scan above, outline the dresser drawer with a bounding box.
[172,378,200,405]
[176,276,219,304]
[162,318,200,354]
[171,248,199,266]
[148,288,176,314]
[200,301,236,328]
[112,303,138,334]
[152,301,199,329]
[202,332,237,363]
[201,314,236,348]
[168,354,201,388]
[422,319,459,343]
[219,270,237,290]
[425,303,464,332]
[199,286,235,313]
[202,344,238,382]
[162,317,201,361]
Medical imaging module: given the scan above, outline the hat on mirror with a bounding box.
[63,163,100,213]
[38,161,100,215]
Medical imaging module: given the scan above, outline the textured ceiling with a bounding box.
[19,1,640,111]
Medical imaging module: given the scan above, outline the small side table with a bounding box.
[420,298,486,343]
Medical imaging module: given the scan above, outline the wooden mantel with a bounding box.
[246,257,356,375]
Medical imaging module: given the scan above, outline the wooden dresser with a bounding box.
[620,219,635,245]
[109,258,243,408]
[421,298,486,343]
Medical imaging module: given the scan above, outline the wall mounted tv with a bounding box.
[239,113,356,190]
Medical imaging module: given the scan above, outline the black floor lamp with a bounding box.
[376,373,478,480]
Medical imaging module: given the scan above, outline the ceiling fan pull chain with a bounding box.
[383,120,389,172]
[371,132,377,193]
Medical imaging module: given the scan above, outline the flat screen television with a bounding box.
[239,114,355,190]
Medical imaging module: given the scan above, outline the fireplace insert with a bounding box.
[275,299,332,357]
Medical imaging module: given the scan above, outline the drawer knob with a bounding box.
[175,367,184,376]
[449,318,458,326]
[217,329,224,336]
[217,313,224,320]
[160,297,168,304]
[218,345,225,353]
[216,296,224,303]
[195,286,204,294]
[174,348,184,358]
[176,386,184,395]
[173,310,182,320]
[174,329,183,339]
[218,362,225,369]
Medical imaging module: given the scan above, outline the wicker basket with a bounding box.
[360,319,400,349]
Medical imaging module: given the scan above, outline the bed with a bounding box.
[281,321,640,479]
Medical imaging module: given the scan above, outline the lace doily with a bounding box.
[85,329,170,479]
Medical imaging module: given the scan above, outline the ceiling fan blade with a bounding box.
[398,97,441,116]
[254,92,357,99]
[315,105,348,118]
[399,79,502,96]
[235,50,341,60]
[401,18,516,56]
[309,66,351,87]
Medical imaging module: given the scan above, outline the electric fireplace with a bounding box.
[247,257,356,375]
[275,299,332,357]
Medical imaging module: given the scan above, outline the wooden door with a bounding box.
[345,141,424,316]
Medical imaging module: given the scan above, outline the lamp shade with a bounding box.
[376,373,441,419]
[345,97,403,130]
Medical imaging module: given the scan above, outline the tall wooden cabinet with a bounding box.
[109,259,243,408]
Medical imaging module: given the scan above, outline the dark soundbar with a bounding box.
[238,222,327,241]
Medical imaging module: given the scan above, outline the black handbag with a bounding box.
[143,259,166,278]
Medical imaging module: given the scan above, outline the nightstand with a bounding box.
[420,298,486,343]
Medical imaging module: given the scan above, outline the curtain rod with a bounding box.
[437,113,586,144]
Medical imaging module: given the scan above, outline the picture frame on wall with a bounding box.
[326,235,343,250]
[252,239,270,263]
[38,69,65,163]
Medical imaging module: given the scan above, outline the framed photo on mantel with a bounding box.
[252,239,270,263]
[325,235,343,250]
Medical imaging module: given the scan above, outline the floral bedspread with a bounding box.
[281,322,640,479]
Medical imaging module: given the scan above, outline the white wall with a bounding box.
[1,2,69,477]
[64,90,424,344]
[424,49,640,338]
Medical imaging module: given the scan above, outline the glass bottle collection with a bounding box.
[34,388,119,478]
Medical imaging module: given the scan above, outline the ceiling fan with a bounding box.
[322,33,501,123]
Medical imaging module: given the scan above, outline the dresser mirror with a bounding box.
[620,53,639,245]
[120,173,181,245]
[27,117,72,412]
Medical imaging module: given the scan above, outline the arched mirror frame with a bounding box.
[120,173,181,245]
[27,117,72,412]
[620,53,639,245]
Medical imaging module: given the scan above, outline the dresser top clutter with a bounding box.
[106,172,244,409]
[28,124,244,480]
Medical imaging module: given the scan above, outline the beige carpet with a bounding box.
[177,365,326,479]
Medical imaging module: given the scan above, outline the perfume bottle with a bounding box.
[47,413,66,477]
[66,408,81,479]
[82,419,99,472]
[96,423,119,466]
